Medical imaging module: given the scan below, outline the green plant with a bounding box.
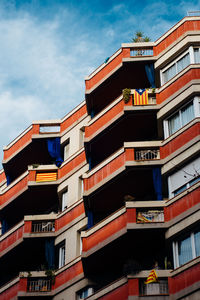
[123,88,131,104]
[27,271,32,277]
[132,31,151,43]
[45,269,55,284]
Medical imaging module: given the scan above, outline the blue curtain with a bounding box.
[45,239,55,269]
[88,156,92,170]
[152,167,163,200]
[6,175,11,185]
[2,219,8,234]
[91,110,95,118]
[47,138,63,167]
[87,210,94,229]
[145,63,155,88]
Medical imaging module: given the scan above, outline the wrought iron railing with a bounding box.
[131,49,153,57]
[32,221,55,233]
[27,279,51,292]
[137,210,164,223]
[135,149,160,161]
[140,279,168,295]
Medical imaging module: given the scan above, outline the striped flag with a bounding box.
[133,89,148,105]
[36,172,57,182]
[145,269,159,284]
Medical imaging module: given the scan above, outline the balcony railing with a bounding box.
[135,149,160,161]
[137,210,164,223]
[27,278,51,292]
[140,279,168,295]
[131,49,153,57]
[32,221,55,233]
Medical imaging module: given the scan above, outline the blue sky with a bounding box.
[0,0,199,165]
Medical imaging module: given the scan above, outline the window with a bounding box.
[79,127,85,149]
[58,241,65,268]
[162,51,190,84]
[164,100,195,138]
[78,177,84,199]
[64,139,70,161]
[61,189,68,211]
[77,287,94,299]
[168,157,200,198]
[194,48,200,63]
[168,101,194,136]
[173,228,200,268]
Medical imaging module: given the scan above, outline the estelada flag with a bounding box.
[133,89,148,105]
[145,269,159,284]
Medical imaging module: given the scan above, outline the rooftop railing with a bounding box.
[131,48,153,57]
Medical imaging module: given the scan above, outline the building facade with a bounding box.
[0,16,200,299]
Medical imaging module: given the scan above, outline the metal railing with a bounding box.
[137,210,164,223]
[135,149,160,161]
[27,279,51,292]
[32,221,55,233]
[39,125,60,133]
[131,49,153,57]
[140,279,168,295]
[148,96,156,104]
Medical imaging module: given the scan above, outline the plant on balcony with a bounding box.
[132,31,151,43]
[45,269,55,284]
[123,88,131,104]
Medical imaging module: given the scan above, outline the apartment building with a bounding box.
[0,15,200,300]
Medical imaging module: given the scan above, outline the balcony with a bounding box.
[130,47,153,57]
[82,201,165,257]
[85,89,157,143]
[83,143,162,197]
[139,278,168,296]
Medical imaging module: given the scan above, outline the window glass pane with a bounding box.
[62,190,68,211]
[168,111,181,135]
[177,53,190,73]
[189,176,200,187]
[181,102,194,127]
[194,231,200,257]
[194,48,200,63]
[178,235,193,266]
[173,184,187,196]
[163,64,176,83]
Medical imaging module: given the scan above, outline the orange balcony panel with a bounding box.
[128,278,139,296]
[58,151,86,179]
[82,213,127,253]
[53,260,83,290]
[154,20,200,56]
[55,202,85,231]
[0,170,6,183]
[160,122,200,159]
[84,152,125,192]
[169,263,200,295]
[84,149,135,192]
[0,175,28,206]
[157,68,200,104]
[100,283,128,300]
[60,104,87,133]
[0,281,20,300]
[3,124,40,161]
[0,225,24,253]
[85,48,130,91]
[85,100,124,139]
[164,187,200,222]
[24,221,32,233]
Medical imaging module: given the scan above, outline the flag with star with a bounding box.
[133,89,148,105]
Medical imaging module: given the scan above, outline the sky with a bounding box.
[0,0,200,166]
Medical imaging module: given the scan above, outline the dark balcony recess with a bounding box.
[86,61,152,117]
